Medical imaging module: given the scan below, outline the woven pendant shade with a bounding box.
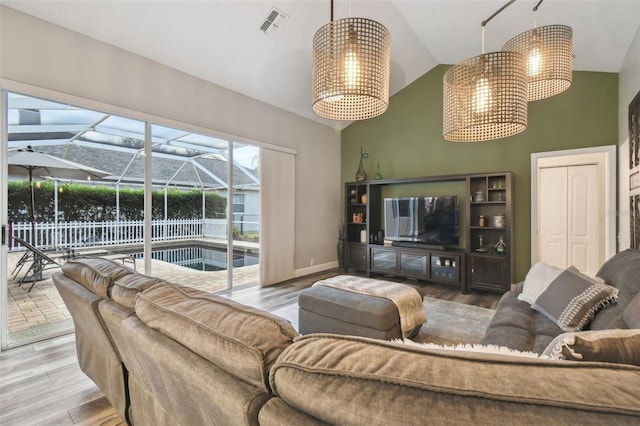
[503,24,573,101]
[443,51,528,142]
[312,17,390,121]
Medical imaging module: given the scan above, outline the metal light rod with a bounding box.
[481,0,517,27]
[533,0,544,12]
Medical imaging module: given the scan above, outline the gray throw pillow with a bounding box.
[543,329,640,365]
[531,267,618,332]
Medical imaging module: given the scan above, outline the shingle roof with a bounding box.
[33,144,258,190]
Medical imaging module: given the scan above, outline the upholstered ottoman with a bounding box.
[298,276,426,340]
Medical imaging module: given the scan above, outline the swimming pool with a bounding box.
[130,246,258,271]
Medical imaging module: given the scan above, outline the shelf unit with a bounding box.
[343,171,514,293]
[466,172,513,292]
[344,183,381,272]
[343,175,468,290]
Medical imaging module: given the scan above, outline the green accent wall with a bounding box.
[341,65,618,282]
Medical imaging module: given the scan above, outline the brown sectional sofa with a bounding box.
[53,251,640,425]
[54,257,297,425]
[98,282,298,425]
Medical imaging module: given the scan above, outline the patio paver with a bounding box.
[6,249,259,343]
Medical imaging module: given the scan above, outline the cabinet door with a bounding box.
[399,252,428,277]
[430,254,460,284]
[470,255,508,292]
[370,248,397,273]
[346,243,367,271]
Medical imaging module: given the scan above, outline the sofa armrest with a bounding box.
[52,272,129,422]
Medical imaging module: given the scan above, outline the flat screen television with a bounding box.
[384,196,459,247]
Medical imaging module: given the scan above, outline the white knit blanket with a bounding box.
[313,275,427,338]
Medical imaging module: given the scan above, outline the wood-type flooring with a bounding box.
[0,269,500,425]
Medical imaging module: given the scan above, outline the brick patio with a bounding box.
[6,249,259,343]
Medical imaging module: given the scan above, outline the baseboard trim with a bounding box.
[295,261,339,277]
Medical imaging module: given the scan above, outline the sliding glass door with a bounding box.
[229,143,260,288]
[1,90,260,348]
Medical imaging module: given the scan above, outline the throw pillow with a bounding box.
[518,262,565,305]
[543,329,640,365]
[531,267,618,332]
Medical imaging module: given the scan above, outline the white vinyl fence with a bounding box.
[10,218,258,250]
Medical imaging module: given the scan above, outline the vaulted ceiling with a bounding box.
[3,1,639,129]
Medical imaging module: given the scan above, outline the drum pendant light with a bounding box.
[503,0,573,101]
[443,0,528,142]
[312,0,391,121]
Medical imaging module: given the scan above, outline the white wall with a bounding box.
[618,25,640,250]
[0,6,341,274]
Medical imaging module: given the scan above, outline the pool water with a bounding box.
[130,246,258,271]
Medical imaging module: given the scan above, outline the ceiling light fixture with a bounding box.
[443,0,527,142]
[503,0,573,101]
[312,0,391,121]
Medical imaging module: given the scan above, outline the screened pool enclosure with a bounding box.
[7,91,260,283]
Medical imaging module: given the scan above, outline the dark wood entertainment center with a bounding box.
[344,172,513,293]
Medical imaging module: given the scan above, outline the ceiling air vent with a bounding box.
[259,7,288,34]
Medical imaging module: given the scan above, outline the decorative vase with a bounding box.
[355,158,367,181]
[374,161,383,180]
[337,238,345,269]
[361,193,367,204]
[355,147,369,181]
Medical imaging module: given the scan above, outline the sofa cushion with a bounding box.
[61,257,134,298]
[623,293,640,329]
[480,290,536,351]
[590,249,640,330]
[543,329,640,366]
[135,282,299,391]
[480,289,563,353]
[531,267,618,332]
[111,274,164,308]
[531,314,565,353]
[596,249,640,299]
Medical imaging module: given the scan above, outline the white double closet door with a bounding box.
[533,147,616,277]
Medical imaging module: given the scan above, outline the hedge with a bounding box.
[8,181,227,222]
